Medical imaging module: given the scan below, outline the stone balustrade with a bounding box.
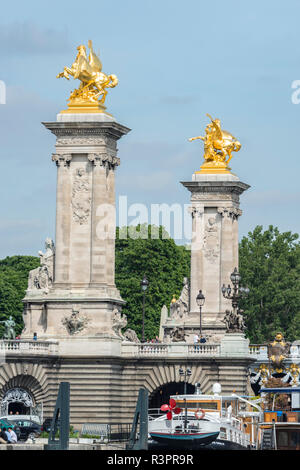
[121,342,221,357]
[1,339,299,361]
[0,340,59,356]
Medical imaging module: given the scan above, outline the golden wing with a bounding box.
[88,40,102,73]
[206,114,223,140]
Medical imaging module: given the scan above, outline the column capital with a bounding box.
[217,206,242,219]
[88,153,120,170]
[188,205,204,218]
[52,153,72,167]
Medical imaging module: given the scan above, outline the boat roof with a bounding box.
[171,394,238,401]
[260,387,300,394]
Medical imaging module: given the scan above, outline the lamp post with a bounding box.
[221,267,249,314]
[179,367,192,431]
[140,275,149,343]
[179,367,192,395]
[196,290,205,338]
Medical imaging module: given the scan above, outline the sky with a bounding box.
[0,0,300,257]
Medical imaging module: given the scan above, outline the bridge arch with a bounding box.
[0,362,49,416]
[149,381,195,409]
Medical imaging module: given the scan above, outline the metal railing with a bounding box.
[81,423,131,442]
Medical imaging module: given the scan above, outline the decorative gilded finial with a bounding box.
[57,40,118,114]
[189,114,241,174]
[171,295,177,304]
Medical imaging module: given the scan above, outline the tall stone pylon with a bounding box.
[181,115,250,340]
[22,110,130,353]
[181,173,249,338]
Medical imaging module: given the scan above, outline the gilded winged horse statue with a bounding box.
[189,114,241,172]
[57,40,118,109]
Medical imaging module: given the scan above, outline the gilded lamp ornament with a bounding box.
[189,114,241,174]
[57,40,118,113]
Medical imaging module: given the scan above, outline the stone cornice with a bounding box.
[181,180,250,196]
[42,121,131,141]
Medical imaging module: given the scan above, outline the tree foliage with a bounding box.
[0,256,40,336]
[0,225,300,345]
[239,225,300,343]
[115,225,190,340]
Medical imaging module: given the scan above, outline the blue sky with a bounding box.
[1,0,300,257]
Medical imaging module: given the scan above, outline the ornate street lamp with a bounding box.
[140,275,149,343]
[179,367,192,395]
[221,267,249,311]
[196,290,205,337]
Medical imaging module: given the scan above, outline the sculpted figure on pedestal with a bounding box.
[268,333,290,371]
[170,327,186,342]
[170,278,190,320]
[123,329,140,343]
[27,238,55,294]
[189,114,241,171]
[0,316,16,339]
[222,308,245,333]
[112,308,127,338]
[57,40,118,108]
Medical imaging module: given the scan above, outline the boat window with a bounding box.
[176,401,218,410]
[277,431,289,448]
[291,432,300,447]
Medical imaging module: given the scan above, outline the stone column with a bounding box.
[52,153,72,285]
[181,173,249,337]
[189,205,204,313]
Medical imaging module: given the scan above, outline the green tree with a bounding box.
[115,225,190,340]
[0,256,40,336]
[239,225,300,343]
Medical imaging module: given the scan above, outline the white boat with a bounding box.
[148,410,220,447]
[148,383,260,449]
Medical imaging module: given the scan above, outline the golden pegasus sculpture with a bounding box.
[189,114,241,173]
[57,40,118,113]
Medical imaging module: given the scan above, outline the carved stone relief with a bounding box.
[203,216,219,263]
[71,168,91,224]
[62,309,90,335]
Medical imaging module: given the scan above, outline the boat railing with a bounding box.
[148,408,164,419]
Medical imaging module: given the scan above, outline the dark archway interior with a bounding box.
[149,382,195,409]
[8,402,29,415]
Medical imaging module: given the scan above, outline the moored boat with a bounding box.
[148,383,260,449]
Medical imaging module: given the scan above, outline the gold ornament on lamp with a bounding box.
[57,40,118,114]
[189,114,241,174]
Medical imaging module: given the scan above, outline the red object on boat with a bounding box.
[160,399,182,419]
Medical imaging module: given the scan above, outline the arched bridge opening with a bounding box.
[149,381,195,409]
